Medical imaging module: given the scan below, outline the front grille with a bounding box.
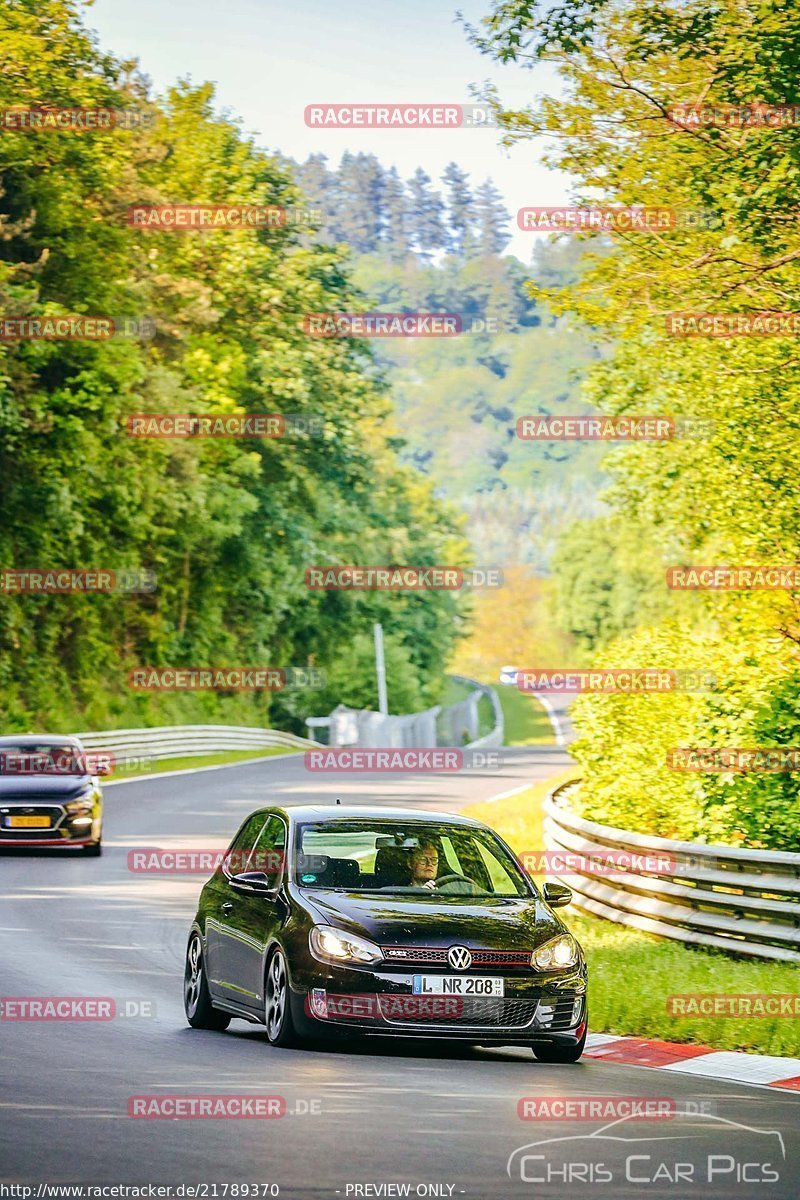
[0,806,65,835]
[376,991,578,1030]
[381,945,533,969]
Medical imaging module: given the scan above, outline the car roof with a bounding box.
[262,804,485,827]
[0,734,83,748]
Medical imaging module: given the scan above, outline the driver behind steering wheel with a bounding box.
[408,840,478,893]
[408,840,440,889]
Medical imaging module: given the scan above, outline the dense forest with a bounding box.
[291,152,605,567]
[0,0,609,737]
[0,1,477,733]
[7,0,797,855]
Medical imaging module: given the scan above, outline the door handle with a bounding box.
[221,901,233,913]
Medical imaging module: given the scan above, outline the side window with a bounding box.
[451,834,492,891]
[475,840,517,894]
[474,837,528,897]
[437,836,461,875]
[248,816,287,885]
[223,814,268,877]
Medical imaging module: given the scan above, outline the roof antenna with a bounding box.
[335,797,341,805]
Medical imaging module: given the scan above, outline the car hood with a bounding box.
[301,891,566,951]
[0,775,93,801]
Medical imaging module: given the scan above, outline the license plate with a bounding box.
[412,974,504,997]
[7,815,51,828]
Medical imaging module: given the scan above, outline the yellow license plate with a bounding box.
[8,815,51,828]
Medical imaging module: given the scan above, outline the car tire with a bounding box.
[83,840,102,857]
[184,933,231,1031]
[532,1028,587,1063]
[264,948,300,1047]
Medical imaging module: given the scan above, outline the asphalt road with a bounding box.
[1,747,798,1199]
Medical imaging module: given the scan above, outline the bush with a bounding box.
[570,619,800,849]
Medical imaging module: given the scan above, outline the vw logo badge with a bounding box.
[448,945,472,970]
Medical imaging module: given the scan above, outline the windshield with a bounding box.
[0,743,86,775]
[295,820,532,897]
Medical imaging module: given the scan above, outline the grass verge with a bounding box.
[463,773,799,1057]
[495,686,554,745]
[107,746,293,781]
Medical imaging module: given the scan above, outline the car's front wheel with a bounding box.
[83,840,102,857]
[264,948,300,1047]
[532,1028,586,1063]
[184,933,231,1031]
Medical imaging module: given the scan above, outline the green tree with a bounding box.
[381,165,412,263]
[407,168,447,260]
[473,178,511,256]
[466,0,800,847]
[442,161,476,258]
[0,0,468,733]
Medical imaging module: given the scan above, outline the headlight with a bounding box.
[531,934,579,971]
[309,925,383,966]
[65,788,95,813]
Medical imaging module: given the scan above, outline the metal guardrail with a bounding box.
[544,780,800,963]
[324,704,442,749]
[307,676,504,749]
[77,724,315,765]
[446,675,504,748]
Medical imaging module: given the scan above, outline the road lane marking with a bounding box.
[536,694,569,746]
[483,784,531,803]
[104,751,302,787]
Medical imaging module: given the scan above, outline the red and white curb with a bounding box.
[585,1032,800,1092]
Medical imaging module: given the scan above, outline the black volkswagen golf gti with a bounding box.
[184,805,587,1061]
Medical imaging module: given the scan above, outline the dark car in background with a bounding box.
[0,735,105,855]
[184,804,587,1062]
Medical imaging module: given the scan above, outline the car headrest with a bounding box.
[317,856,361,888]
[374,845,410,885]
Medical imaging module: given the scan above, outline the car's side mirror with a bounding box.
[84,754,113,776]
[543,881,573,908]
[230,870,280,895]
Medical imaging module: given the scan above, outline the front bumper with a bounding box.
[0,803,101,847]
[289,960,587,1044]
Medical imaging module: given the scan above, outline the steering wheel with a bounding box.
[431,872,478,894]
